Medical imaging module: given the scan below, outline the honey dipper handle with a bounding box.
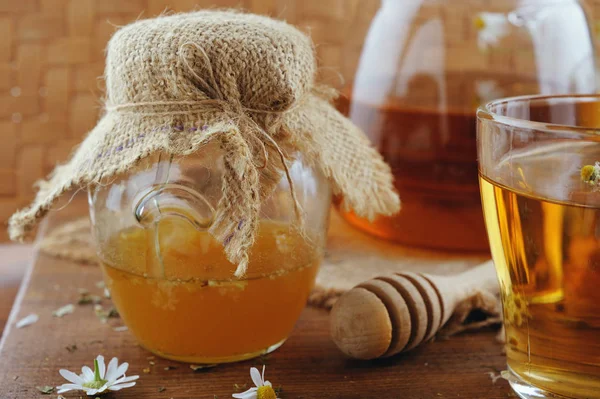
[423,260,498,326]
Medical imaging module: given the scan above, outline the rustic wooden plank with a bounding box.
[0,244,32,336]
[0,205,511,398]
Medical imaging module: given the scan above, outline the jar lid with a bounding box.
[9,10,400,277]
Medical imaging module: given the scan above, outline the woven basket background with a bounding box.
[0,0,598,241]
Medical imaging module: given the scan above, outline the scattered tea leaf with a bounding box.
[143,368,151,374]
[89,339,103,344]
[190,364,217,372]
[260,353,270,364]
[487,371,502,384]
[233,383,247,390]
[158,387,166,392]
[146,356,155,360]
[94,305,119,323]
[252,353,270,367]
[94,305,106,323]
[53,304,75,318]
[12,375,18,381]
[104,287,111,299]
[77,297,92,306]
[57,396,66,399]
[164,366,177,371]
[274,385,283,397]
[113,326,128,332]
[36,385,54,394]
[15,313,38,328]
[78,292,102,305]
[65,344,77,353]
[149,361,155,366]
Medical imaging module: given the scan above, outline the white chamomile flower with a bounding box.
[56,355,139,396]
[232,366,279,399]
[474,12,509,50]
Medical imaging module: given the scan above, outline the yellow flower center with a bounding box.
[581,165,597,184]
[257,385,277,399]
[474,16,486,30]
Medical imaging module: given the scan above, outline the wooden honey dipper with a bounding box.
[330,260,498,359]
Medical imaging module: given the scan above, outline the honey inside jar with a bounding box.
[99,216,322,364]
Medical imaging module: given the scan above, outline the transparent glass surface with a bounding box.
[89,142,331,363]
[478,94,600,398]
[338,0,597,252]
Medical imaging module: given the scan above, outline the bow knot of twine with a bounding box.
[106,42,307,277]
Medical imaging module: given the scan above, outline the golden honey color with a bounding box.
[99,218,321,363]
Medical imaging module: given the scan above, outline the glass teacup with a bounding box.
[478,94,600,398]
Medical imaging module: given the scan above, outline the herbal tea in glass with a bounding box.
[478,95,600,399]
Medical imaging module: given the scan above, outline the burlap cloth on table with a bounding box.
[40,211,502,337]
[9,11,399,278]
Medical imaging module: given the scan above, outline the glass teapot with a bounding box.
[337,0,597,252]
[88,142,331,363]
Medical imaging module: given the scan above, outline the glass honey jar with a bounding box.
[337,0,597,252]
[88,144,331,363]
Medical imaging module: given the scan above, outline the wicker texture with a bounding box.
[0,0,380,241]
[0,0,599,240]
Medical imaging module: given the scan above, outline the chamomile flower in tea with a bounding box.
[580,162,600,185]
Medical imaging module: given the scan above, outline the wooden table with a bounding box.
[0,244,31,336]
[0,208,512,398]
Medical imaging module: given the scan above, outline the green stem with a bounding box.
[93,359,101,381]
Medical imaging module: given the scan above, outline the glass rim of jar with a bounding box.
[477,94,600,139]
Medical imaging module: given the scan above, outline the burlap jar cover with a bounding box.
[9,10,400,277]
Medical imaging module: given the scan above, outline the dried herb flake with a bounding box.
[65,344,78,353]
[274,385,283,397]
[15,313,38,328]
[78,292,102,305]
[158,386,166,392]
[190,364,217,372]
[94,305,119,323]
[53,304,75,318]
[36,385,54,394]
